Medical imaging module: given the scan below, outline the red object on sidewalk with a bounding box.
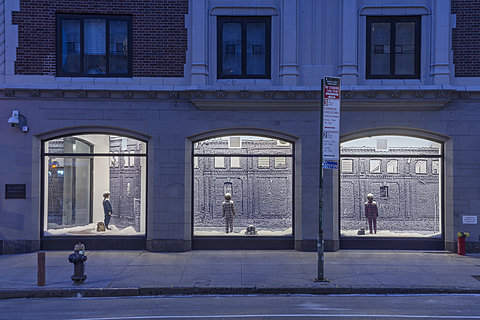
[458,237,466,255]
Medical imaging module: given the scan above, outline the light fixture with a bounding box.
[7,110,29,132]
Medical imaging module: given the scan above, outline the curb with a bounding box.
[1,286,480,300]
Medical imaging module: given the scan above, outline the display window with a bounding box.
[42,134,147,236]
[193,135,293,237]
[340,135,442,238]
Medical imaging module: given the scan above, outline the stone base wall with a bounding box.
[146,239,192,252]
[294,239,340,252]
[0,240,40,254]
[446,240,480,254]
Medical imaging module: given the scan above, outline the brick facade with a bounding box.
[452,0,480,77]
[11,0,187,77]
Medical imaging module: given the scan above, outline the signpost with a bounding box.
[316,76,340,282]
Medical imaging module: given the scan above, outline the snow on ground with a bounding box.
[45,224,440,238]
[44,223,141,236]
[341,229,442,238]
[194,227,293,236]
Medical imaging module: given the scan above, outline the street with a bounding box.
[0,294,479,320]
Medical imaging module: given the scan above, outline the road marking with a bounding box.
[71,314,480,320]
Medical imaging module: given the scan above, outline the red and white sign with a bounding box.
[322,77,341,167]
[323,85,340,132]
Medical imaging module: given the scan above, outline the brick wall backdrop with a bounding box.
[452,0,480,77]
[11,0,187,77]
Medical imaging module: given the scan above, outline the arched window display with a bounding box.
[193,136,293,236]
[43,134,147,236]
[340,135,442,238]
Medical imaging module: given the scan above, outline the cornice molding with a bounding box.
[0,88,473,111]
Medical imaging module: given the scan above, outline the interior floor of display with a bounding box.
[44,223,143,236]
[341,229,442,238]
[194,227,292,236]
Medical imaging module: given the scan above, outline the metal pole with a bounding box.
[315,79,326,282]
[37,251,45,286]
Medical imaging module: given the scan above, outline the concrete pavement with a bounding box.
[0,250,479,299]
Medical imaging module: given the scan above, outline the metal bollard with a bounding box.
[37,251,45,286]
[68,243,87,285]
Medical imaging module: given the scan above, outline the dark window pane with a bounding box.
[222,22,242,75]
[395,22,416,75]
[84,19,106,74]
[370,22,390,75]
[109,20,128,74]
[246,22,266,74]
[61,20,81,73]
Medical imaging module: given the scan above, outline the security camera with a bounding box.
[8,110,19,127]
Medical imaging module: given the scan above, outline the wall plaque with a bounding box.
[462,215,478,225]
[5,184,26,199]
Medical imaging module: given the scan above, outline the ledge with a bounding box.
[191,99,320,110]
[0,87,473,111]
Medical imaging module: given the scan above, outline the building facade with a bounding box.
[0,0,479,254]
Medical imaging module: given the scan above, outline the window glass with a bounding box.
[231,157,241,168]
[387,160,398,173]
[246,22,266,74]
[194,156,199,169]
[45,134,146,154]
[222,22,242,75]
[229,136,242,148]
[215,156,225,168]
[218,17,270,78]
[342,135,441,154]
[370,159,381,173]
[258,157,270,168]
[432,160,439,174]
[341,159,354,173]
[340,135,442,238]
[415,160,427,174]
[367,16,420,79]
[193,135,293,237]
[194,136,292,155]
[44,134,147,237]
[395,22,416,75]
[275,157,286,168]
[224,182,233,195]
[370,22,390,75]
[61,20,81,73]
[57,14,131,76]
[109,20,129,74]
[380,186,389,197]
[84,19,106,74]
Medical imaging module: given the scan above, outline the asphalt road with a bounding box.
[1,294,480,320]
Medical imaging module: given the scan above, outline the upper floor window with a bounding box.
[57,14,132,77]
[215,156,226,168]
[370,159,382,174]
[386,160,398,173]
[341,159,354,174]
[231,157,241,168]
[366,16,420,79]
[258,157,270,168]
[415,160,427,174]
[217,16,271,79]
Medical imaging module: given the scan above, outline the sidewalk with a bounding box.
[1,250,479,299]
